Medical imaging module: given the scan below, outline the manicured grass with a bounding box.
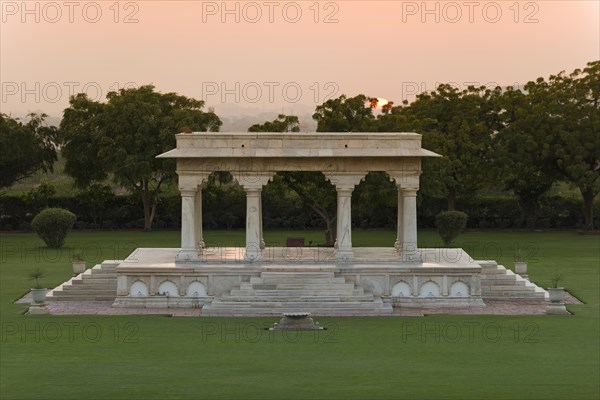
[0,230,598,399]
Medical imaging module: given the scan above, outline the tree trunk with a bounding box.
[140,182,156,232]
[581,187,596,231]
[447,187,456,211]
[281,175,337,246]
[324,216,337,247]
[141,190,152,231]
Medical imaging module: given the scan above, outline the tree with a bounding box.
[31,207,76,248]
[435,210,468,247]
[0,113,58,191]
[60,85,222,230]
[313,94,377,132]
[248,114,300,132]
[492,86,556,227]
[399,85,500,210]
[247,114,338,245]
[536,61,600,230]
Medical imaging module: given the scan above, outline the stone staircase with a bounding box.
[202,267,393,315]
[47,261,118,301]
[478,261,548,301]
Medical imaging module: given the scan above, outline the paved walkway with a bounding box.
[16,292,582,317]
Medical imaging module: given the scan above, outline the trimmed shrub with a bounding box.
[31,208,76,248]
[436,211,468,247]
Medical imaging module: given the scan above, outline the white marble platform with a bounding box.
[112,247,490,312]
[120,247,482,268]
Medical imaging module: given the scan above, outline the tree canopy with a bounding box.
[0,113,58,191]
[60,85,222,230]
[534,61,600,229]
[313,94,376,132]
[248,114,300,132]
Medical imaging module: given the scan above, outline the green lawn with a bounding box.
[1,230,598,399]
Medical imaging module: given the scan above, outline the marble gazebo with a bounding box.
[104,132,546,314]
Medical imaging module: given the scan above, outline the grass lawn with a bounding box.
[0,229,598,400]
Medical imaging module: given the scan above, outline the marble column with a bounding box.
[231,173,272,261]
[176,189,199,261]
[335,187,354,260]
[194,187,205,250]
[324,173,364,261]
[402,188,419,261]
[244,187,262,261]
[259,191,265,249]
[394,186,404,252]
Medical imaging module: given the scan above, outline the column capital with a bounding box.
[244,187,262,196]
[388,170,421,189]
[178,172,210,191]
[324,172,365,190]
[179,188,197,197]
[401,188,419,197]
[231,172,273,190]
[336,187,354,196]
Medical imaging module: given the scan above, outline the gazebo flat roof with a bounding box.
[157,132,441,159]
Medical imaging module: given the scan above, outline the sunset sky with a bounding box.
[1,0,598,126]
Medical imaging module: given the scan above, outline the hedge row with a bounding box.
[0,189,597,231]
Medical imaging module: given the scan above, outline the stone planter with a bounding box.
[548,287,564,303]
[72,261,86,275]
[30,288,47,304]
[515,261,527,275]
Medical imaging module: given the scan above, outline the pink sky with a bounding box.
[1,0,598,123]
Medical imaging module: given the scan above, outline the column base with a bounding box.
[399,250,423,263]
[176,249,201,262]
[245,248,262,262]
[335,250,353,261]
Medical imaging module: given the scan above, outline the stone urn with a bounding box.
[547,287,564,303]
[30,288,48,304]
[515,261,527,275]
[72,261,86,275]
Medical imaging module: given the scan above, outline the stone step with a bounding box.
[207,268,388,315]
[480,268,506,273]
[259,272,339,279]
[481,285,532,291]
[207,300,389,309]
[265,287,364,294]
[222,296,345,302]
[478,261,548,301]
[476,260,499,268]
[54,288,117,298]
[231,289,367,296]
[91,267,117,274]
[252,277,346,285]
[47,262,118,301]
[62,285,117,292]
[73,278,116,285]
[204,308,392,316]
[478,273,521,279]
[202,308,392,316]
[53,295,117,301]
[482,291,546,298]
[243,281,354,290]
[220,294,376,302]
[273,283,356,289]
[481,280,526,286]
[261,266,337,272]
[254,289,362,296]
[261,271,335,277]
